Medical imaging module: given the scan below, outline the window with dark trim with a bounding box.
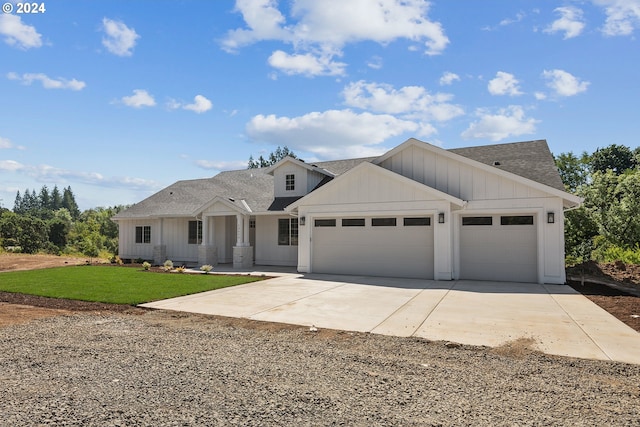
[404,217,431,226]
[372,217,396,227]
[285,174,295,191]
[342,218,365,227]
[135,226,151,244]
[314,219,336,227]
[462,216,493,226]
[500,215,534,225]
[278,218,298,245]
[188,220,202,244]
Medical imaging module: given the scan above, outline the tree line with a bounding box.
[556,144,640,264]
[0,185,126,257]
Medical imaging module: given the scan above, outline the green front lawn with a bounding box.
[0,266,262,305]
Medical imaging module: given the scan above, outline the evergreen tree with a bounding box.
[39,185,51,210]
[51,185,62,210]
[13,190,23,214]
[248,146,299,169]
[62,186,80,219]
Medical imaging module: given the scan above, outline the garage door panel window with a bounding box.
[462,216,493,226]
[403,217,431,226]
[500,215,534,225]
[314,219,336,227]
[372,218,396,227]
[342,218,365,227]
[278,218,298,245]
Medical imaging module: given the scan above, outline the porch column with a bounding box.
[201,216,208,245]
[153,218,166,265]
[233,214,253,268]
[243,215,251,246]
[236,214,243,246]
[198,215,217,266]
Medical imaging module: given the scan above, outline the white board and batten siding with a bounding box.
[378,143,548,202]
[254,216,297,266]
[273,162,328,198]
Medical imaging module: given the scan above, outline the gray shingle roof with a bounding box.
[114,139,564,220]
[449,139,565,191]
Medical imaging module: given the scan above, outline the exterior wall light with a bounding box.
[547,212,555,224]
[300,216,306,226]
[438,212,445,224]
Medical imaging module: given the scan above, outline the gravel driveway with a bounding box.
[1,309,639,426]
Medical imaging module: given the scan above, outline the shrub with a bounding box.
[163,260,174,272]
[175,266,186,273]
[142,261,151,271]
[591,236,640,265]
[200,264,213,274]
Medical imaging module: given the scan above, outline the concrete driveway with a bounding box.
[141,270,640,364]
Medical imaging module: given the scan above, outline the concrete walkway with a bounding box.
[141,270,640,364]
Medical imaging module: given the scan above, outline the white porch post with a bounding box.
[233,214,253,268]
[243,215,250,246]
[201,216,208,245]
[198,215,218,266]
[236,214,243,246]
[153,218,166,265]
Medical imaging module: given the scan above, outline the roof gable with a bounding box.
[265,156,334,177]
[287,161,465,211]
[375,138,580,207]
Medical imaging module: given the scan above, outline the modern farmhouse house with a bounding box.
[113,138,581,284]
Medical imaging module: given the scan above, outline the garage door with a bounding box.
[312,216,434,279]
[459,214,537,283]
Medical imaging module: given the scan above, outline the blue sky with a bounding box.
[1,0,638,210]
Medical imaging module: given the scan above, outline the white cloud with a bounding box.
[593,0,640,36]
[0,14,42,49]
[0,159,23,171]
[183,95,213,113]
[0,136,26,150]
[167,95,213,113]
[499,11,525,27]
[544,6,586,39]
[0,159,160,190]
[246,109,418,159]
[461,106,539,141]
[101,18,139,56]
[483,11,526,31]
[342,80,464,122]
[222,0,449,76]
[439,71,460,86]
[268,50,346,76]
[120,89,156,108]
[7,72,86,91]
[542,69,590,96]
[488,71,523,96]
[195,159,248,170]
[367,55,383,70]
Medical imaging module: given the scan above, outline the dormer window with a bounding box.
[285,174,295,191]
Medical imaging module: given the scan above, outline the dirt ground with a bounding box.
[0,253,96,272]
[0,254,639,333]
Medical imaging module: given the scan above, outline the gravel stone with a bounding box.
[1,310,639,426]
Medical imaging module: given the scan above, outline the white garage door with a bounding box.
[459,214,537,283]
[312,216,434,279]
